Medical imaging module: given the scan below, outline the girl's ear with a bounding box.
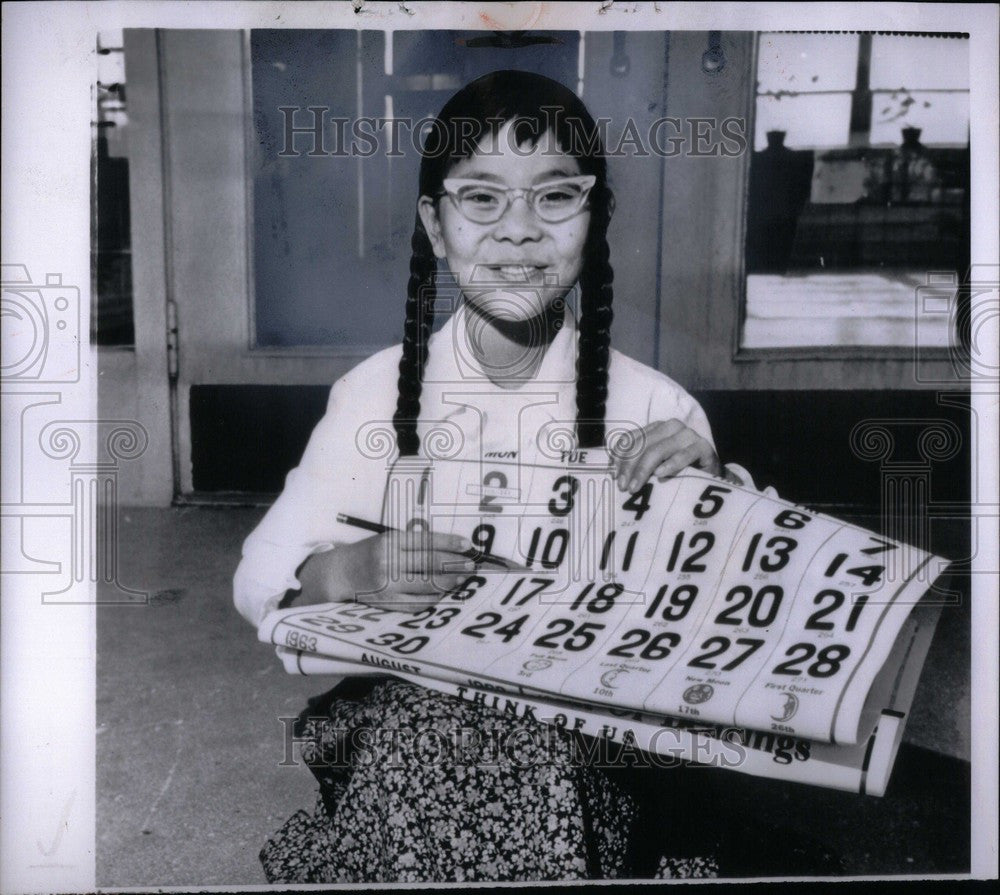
[418,196,447,260]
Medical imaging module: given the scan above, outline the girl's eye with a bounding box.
[537,186,577,207]
[464,190,501,207]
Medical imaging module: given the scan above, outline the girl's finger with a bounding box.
[397,531,472,554]
[652,443,712,481]
[440,556,479,575]
[617,446,651,491]
[612,422,669,487]
[623,430,701,492]
[402,551,475,576]
[615,421,694,491]
[369,591,446,613]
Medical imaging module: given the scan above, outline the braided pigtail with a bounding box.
[575,184,615,449]
[393,216,437,457]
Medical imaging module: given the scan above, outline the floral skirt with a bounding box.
[259,678,718,883]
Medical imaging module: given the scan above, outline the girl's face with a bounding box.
[418,122,590,324]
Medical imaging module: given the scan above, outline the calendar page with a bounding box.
[273,599,940,796]
[259,455,949,751]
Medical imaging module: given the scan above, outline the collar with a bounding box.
[421,300,579,425]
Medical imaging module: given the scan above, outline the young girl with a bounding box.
[235,70,749,883]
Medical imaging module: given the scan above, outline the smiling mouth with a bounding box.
[480,264,548,282]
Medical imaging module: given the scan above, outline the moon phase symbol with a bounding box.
[600,668,628,689]
[522,658,552,672]
[771,693,799,722]
[682,684,714,705]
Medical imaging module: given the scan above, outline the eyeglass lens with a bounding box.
[454,182,589,223]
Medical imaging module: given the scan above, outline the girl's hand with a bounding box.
[610,419,723,493]
[297,530,477,612]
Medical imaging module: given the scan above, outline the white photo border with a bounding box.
[1,2,996,890]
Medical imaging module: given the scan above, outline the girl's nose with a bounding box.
[492,195,543,242]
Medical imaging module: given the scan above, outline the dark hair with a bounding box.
[393,69,615,455]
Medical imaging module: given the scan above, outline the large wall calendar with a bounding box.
[260,454,948,794]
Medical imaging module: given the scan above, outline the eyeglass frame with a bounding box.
[436,174,598,224]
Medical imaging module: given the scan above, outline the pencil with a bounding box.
[335,513,524,570]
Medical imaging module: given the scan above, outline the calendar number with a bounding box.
[860,537,898,555]
[478,470,508,514]
[622,482,653,520]
[298,617,365,635]
[608,629,681,660]
[398,606,460,630]
[337,604,393,623]
[447,575,488,601]
[693,484,732,519]
[773,509,813,530]
[823,552,885,586]
[525,527,570,569]
[741,534,798,572]
[665,531,715,573]
[644,583,698,622]
[470,523,495,557]
[461,612,530,644]
[599,529,639,572]
[364,632,430,654]
[569,582,624,614]
[804,590,869,632]
[688,636,764,671]
[548,475,579,516]
[534,619,606,652]
[715,585,784,628]
[499,577,556,607]
[772,643,851,678]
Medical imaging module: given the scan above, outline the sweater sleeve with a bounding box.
[232,374,384,627]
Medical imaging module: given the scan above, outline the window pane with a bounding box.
[756,33,859,93]
[870,35,969,91]
[754,94,853,151]
[744,273,951,348]
[870,90,970,147]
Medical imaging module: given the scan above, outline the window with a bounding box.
[742,33,970,351]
